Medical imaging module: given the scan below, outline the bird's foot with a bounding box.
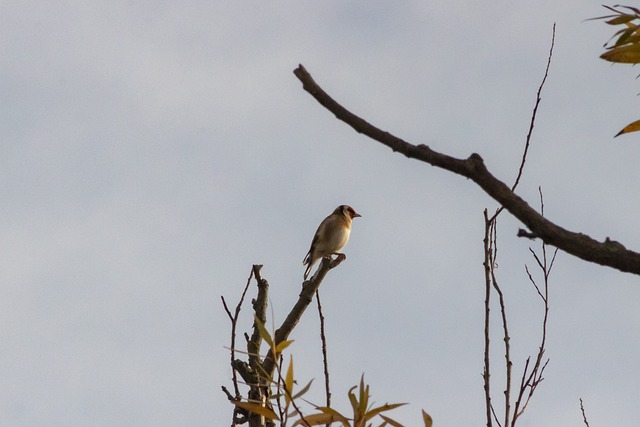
[328,253,346,269]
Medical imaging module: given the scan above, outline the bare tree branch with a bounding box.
[263,256,344,377]
[580,398,591,427]
[293,64,640,276]
[315,290,332,410]
[489,223,513,427]
[512,24,555,193]
[248,265,269,374]
[222,267,257,425]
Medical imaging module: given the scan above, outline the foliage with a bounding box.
[595,5,640,64]
[293,375,412,427]
[227,309,432,427]
[592,5,640,136]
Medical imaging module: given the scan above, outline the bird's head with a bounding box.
[338,204,361,220]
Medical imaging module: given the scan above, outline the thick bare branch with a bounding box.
[248,265,269,373]
[263,256,344,376]
[293,64,640,276]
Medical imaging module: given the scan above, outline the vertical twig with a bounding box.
[510,189,556,427]
[222,267,255,399]
[316,290,332,410]
[488,217,512,427]
[491,22,555,222]
[248,265,270,373]
[274,355,313,427]
[580,398,591,427]
[222,267,257,426]
[481,23,556,427]
[511,23,555,193]
[482,209,494,427]
[248,265,272,427]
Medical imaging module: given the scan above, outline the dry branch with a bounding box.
[293,64,640,276]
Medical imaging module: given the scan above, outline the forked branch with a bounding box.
[292,64,640,276]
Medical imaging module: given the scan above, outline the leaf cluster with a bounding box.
[293,375,429,427]
[231,317,307,424]
[594,5,640,63]
[232,317,432,427]
[592,5,640,136]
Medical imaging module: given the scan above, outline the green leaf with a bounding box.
[614,119,640,137]
[422,410,434,427]
[233,400,279,420]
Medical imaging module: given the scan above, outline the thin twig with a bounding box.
[274,355,313,427]
[511,191,553,426]
[484,212,513,427]
[490,24,555,222]
[489,220,512,427]
[580,398,591,427]
[223,267,256,401]
[315,290,332,409]
[482,209,494,427]
[479,26,557,427]
[512,23,556,192]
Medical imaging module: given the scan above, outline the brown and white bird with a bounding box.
[303,205,361,280]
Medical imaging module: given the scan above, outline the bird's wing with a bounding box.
[303,227,321,264]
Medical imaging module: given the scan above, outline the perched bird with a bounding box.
[303,205,361,280]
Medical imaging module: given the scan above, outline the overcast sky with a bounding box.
[2,1,640,426]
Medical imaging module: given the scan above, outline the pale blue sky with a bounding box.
[2,1,640,426]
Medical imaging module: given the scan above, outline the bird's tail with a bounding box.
[303,251,313,279]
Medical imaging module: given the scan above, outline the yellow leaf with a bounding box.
[365,402,408,420]
[615,119,640,137]
[292,378,314,400]
[284,355,294,405]
[601,43,640,63]
[379,413,405,427]
[253,315,273,347]
[315,406,346,416]
[275,339,294,353]
[606,14,637,25]
[292,413,349,426]
[348,385,359,413]
[422,409,433,427]
[233,400,279,420]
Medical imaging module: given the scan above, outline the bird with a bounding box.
[303,205,361,280]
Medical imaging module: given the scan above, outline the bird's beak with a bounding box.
[353,212,362,218]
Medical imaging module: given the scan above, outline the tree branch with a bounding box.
[315,290,332,410]
[482,209,495,427]
[263,256,344,376]
[293,64,640,276]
